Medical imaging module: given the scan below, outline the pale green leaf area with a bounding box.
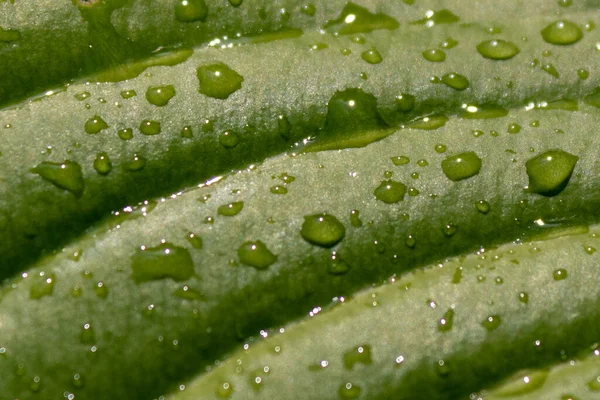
[0,0,599,399]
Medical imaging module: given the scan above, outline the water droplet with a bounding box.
[459,104,508,119]
[482,315,502,331]
[323,3,399,35]
[440,37,458,48]
[74,91,91,101]
[476,40,519,60]
[441,151,482,182]
[197,63,244,99]
[219,131,240,148]
[493,370,548,396]
[175,0,208,22]
[80,323,96,345]
[541,20,583,45]
[374,180,407,203]
[553,268,568,280]
[338,382,361,399]
[577,68,589,80]
[518,292,529,303]
[186,233,203,249]
[300,214,345,247]
[438,308,454,332]
[395,93,415,112]
[93,152,112,175]
[131,243,195,283]
[120,90,137,99]
[435,359,452,377]
[300,4,316,16]
[270,185,288,195]
[475,200,491,214]
[117,128,133,140]
[361,48,383,64]
[407,114,448,130]
[526,150,578,196]
[72,373,85,389]
[507,123,521,134]
[541,63,560,78]
[202,119,215,132]
[411,9,459,26]
[277,114,292,139]
[173,285,203,300]
[30,273,56,299]
[238,241,277,269]
[350,209,362,228]
[139,120,161,135]
[84,115,108,134]
[340,48,352,56]
[434,144,447,153]
[95,281,108,299]
[584,87,600,108]
[452,267,462,283]
[146,85,176,107]
[216,381,234,398]
[31,160,84,197]
[443,224,458,237]
[343,345,372,369]
[180,125,193,138]
[328,252,350,275]
[218,201,244,216]
[584,245,597,255]
[422,49,446,62]
[123,154,147,171]
[391,156,410,166]
[441,73,469,90]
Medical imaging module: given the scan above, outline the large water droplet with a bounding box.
[175,0,208,22]
[374,180,407,203]
[441,73,469,90]
[237,241,277,269]
[322,3,399,35]
[476,40,519,60]
[541,21,583,45]
[300,214,345,247]
[31,160,85,197]
[131,243,195,283]
[197,63,244,99]
[146,85,176,106]
[441,152,482,181]
[84,115,108,134]
[525,150,578,196]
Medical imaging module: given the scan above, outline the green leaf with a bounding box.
[0,1,599,399]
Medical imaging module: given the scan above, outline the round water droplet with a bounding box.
[175,0,208,22]
[441,151,482,181]
[31,161,84,197]
[441,73,469,90]
[525,149,578,196]
[374,180,407,203]
[553,268,568,280]
[422,49,446,62]
[84,115,108,134]
[343,345,372,369]
[443,224,458,237]
[541,20,583,45]
[300,214,345,247]
[237,241,277,269]
[361,48,383,64]
[131,242,195,283]
[577,68,589,80]
[411,9,460,26]
[219,131,240,148]
[475,200,490,214]
[93,152,112,175]
[434,144,447,153]
[482,315,502,331]
[218,201,244,216]
[117,128,133,140]
[476,40,520,60]
[140,120,161,135]
[507,123,521,134]
[197,63,244,99]
[146,85,176,107]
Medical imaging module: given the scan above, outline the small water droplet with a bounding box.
[30,273,56,299]
[95,281,108,299]
[146,85,175,106]
[422,49,446,62]
[391,156,410,166]
[482,315,502,331]
[577,68,589,80]
[519,292,529,303]
[476,40,520,60]
[300,214,345,247]
[216,381,234,398]
[84,115,108,134]
[93,152,112,175]
[525,149,578,196]
[343,345,372,369]
[74,91,91,101]
[238,241,277,269]
[180,125,193,138]
[374,180,407,203]
[197,63,244,99]
[173,285,203,300]
[186,232,203,249]
[117,128,133,140]
[300,4,316,16]
[328,252,350,275]
[131,243,195,283]
[350,209,362,228]
[434,144,447,153]
[493,370,548,396]
[218,201,244,216]
[395,93,416,112]
[541,20,583,45]
[553,268,568,280]
[219,131,240,148]
[80,323,96,345]
[361,48,383,64]
[175,0,208,22]
[541,63,560,78]
[442,224,458,237]
[475,200,491,214]
[140,120,161,135]
[435,359,452,377]
[587,376,600,391]
[405,235,416,248]
[438,308,454,332]
[584,245,597,255]
[338,382,361,399]
[120,90,137,99]
[507,123,521,134]
[31,160,84,197]
[407,114,449,130]
[72,373,85,389]
[123,154,147,171]
[441,152,482,181]
[270,185,288,195]
[584,87,600,108]
[277,114,292,139]
[441,73,469,90]
[411,9,459,26]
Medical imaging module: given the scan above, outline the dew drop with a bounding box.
[343,345,372,370]
[270,185,288,195]
[441,73,469,90]
[80,323,96,345]
[411,9,460,26]
[186,232,203,249]
[197,63,244,99]
[422,49,446,62]
[117,128,133,140]
[391,156,410,166]
[123,154,147,171]
[493,370,548,396]
[443,224,458,237]
[553,268,568,280]
[475,200,491,214]
[219,131,240,148]
[519,292,529,304]
[541,63,560,78]
[145,85,176,107]
[507,123,521,134]
[120,90,137,99]
[93,152,112,175]
[541,20,583,45]
[437,308,454,332]
[139,120,161,135]
[374,180,407,203]
[237,241,277,269]
[218,201,244,216]
[74,91,91,101]
[130,243,195,283]
[30,273,56,299]
[300,214,345,247]
[482,315,502,331]
[584,245,597,255]
[322,3,399,35]
[0,27,21,42]
[441,151,482,181]
[407,114,448,130]
[277,114,292,139]
[361,48,383,64]
[173,285,203,300]
[350,209,362,228]
[338,382,361,399]
[476,40,520,60]
[84,115,108,134]
[175,0,208,22]
[328,252,350,275]
[31,161,84,197]
[395,93,416,112]
[216,381,234,398]
[300,4,316,16]
[525,149,578,196]
[181,125,193,138]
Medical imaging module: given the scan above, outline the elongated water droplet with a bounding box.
[218,202,244,216]
[493,370,548,396]
[270,185,288,195]
[131,243,195,283]
[173,285,203,300]
[442,152,482,181]
[30,273,56,299]
[146,85,175,107]
[438,308,454,332]
[140,120,161,135]
[300,214,345,247]
[120,90,137,99]
[74,91,91,101]
[175,0,208,22]
[93,152,112,175]
[526,150,578,196]
[391,156,410,166]
[459,104,508,119]
[361,48,382,64]
[84,115,108,134]
[197,63,244,99]
[237,241,277,269]
[541,63,560,78]
[323,3,399,35]
[411,9,459,26]
[422,49,446,62]
[186,232,203,249]
[476,40,519,60]
[31,161,84,197]
[407,114,448,130]
[374,180,407,203]
[541,20,583,45]
[343,345,372,369]
[441,73,469,90]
